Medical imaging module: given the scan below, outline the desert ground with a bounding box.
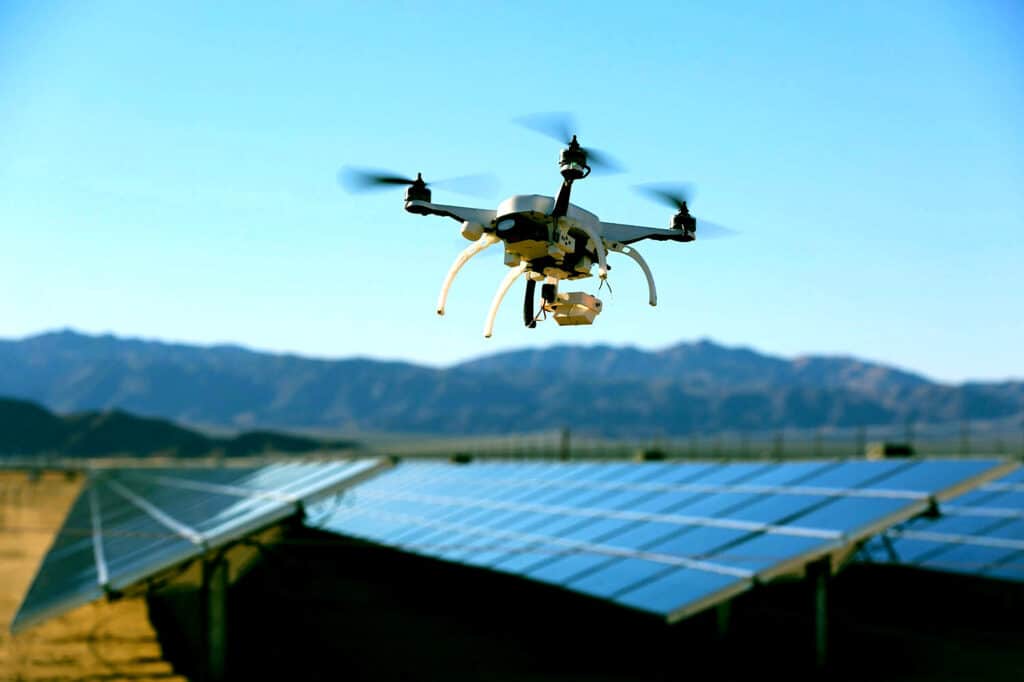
[0,470,184,681]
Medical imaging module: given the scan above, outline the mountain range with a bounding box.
[0,396,356,458]
[1,329,1021,437]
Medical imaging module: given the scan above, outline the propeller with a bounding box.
[634,182,697,211]
[633,182,738,239]
[338,167,499,198]
[513,112,625,174]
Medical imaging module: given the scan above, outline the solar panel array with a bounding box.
[858,466,1024,581]
[306,458,1008,622]
[11,460,382,634]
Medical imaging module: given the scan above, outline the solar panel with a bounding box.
[11,459,383,634]
[307,458,1011,623]
[858,464,1024,581]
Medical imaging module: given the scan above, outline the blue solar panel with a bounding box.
[12,460,382,634]
[568,557,674,599]
[528,552,615,585]
[708,533,831,573]
[858,464,1024,581]
[617,566,742,618]
[861,459,1005,494]
[785,496,912,534]
[792,459,913,489]
[647,525,751,559]
[309,457,1010,622]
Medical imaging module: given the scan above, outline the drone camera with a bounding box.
[551,291,602,326]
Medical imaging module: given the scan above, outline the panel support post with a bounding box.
[808,558,829,671]
[715,600,731,640]
[201,556,228,682]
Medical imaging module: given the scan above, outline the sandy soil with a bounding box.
[0,470,186,681]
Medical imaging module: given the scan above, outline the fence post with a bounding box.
[559,427,571,461]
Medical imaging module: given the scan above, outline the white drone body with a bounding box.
[406,193,693,338]
[344,118,721,337]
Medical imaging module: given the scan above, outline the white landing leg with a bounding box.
[484,261,528,338]
[437,234,500,315]
[609,241,657,306]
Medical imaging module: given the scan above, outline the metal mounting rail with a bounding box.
[88,480,110,588]
[352,489,843,540]
[103,477,206,546]
[124,471,299,503]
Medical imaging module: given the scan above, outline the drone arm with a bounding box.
[573,220,609,280]
[608,241,657,306]
[600,221,686,245]
[405,200,497,227]
[484,261,528,338]
[437,234,500,316]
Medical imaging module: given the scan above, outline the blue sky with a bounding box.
[1,1,1021,382]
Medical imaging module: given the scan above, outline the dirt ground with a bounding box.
[0,470,185,681]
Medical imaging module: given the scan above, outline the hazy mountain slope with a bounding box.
[455,341,934,395]
[0,396,356,458]
[0,330,1021,436]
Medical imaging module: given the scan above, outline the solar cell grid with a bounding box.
[528,552,615,585]
[568,557,672,599]
[12,459,383,634]
[311,458,1011,621]
[617,566,744,619]
[857,463,1024,581]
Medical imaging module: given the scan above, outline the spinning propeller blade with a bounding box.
[431,173,500,199]
[581,147,625,174]
[633,182,697,211]
[692,220,738,239]
[513,112,625,174]
[338,167,499,198]
[634,182,739,239]
[338,167,417,191]
[513,111,577,145]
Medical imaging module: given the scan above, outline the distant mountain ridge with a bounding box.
[0,329,1021,437]
[0,396,357,458]
[456,341,934,394]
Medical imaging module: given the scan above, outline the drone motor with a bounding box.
[671,203,697,242]
[559,135,591,181]
[404,173,431,202]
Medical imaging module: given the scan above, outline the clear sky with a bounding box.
[1,1,1021,383]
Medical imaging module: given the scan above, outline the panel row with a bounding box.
[858,465,1024,581]
[12,460,380,633]
[307,458,1005,620]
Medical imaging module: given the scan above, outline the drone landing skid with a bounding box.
[482,267,604,338]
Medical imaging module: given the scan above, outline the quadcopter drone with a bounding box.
[342,113,734,338]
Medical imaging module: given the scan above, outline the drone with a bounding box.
[341,113,734,338]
